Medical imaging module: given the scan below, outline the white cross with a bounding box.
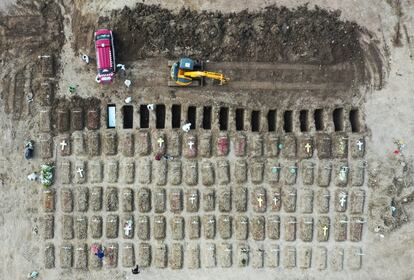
[273,196,279,205]
[322,225,328,236]
[208,245,215,251]
[357,140,364,150]
[188,141,195,150]
[124,223,132,235]
[189,195,197,204]
[60,140,68,151]
[257,195,264,208]
[208,219,215,224]
[191,220,199,224]
[305,143,312,153]
[339,193,347,207]
[339,166,348,181]
[157,137,164,147]
[77,168,84,178]
[240,219,248,224]
[289,192,297,197]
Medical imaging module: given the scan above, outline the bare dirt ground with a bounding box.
[0,0,414,279]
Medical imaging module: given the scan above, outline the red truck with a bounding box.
[94,29,116,84]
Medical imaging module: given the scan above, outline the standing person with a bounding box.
[132,265,140,274]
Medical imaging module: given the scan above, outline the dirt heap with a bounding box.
[109,4,363,64]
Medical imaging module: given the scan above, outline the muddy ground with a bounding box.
[0,0,413,279]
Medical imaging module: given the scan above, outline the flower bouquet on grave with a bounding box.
[40,163,55,188]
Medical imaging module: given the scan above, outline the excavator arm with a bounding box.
[183,71,229,85]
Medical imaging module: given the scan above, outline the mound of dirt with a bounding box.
[108,4,363,64]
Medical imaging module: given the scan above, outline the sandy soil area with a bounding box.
[0,0,413,279]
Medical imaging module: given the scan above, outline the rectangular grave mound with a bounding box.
[169,243,183,269]
[90,216,103,238]
[62,215,74,240]
[270,188,282,212]
[60,244,73,268]
[122,215,134,239]
[104,243,118,268]
[251,216,265,241]
[283,246,296,268]
[237,243,249,267]
[299,217,314,242]
[315,133,331,159]
[136,131,150,155]
[74,216,88,239]
[152,215,166,240]
[235,215,249,240]
[186,243,200,269]
[90,187,102,211]
[168,130,181,157]
[42,214,54,240]
[204,243,216,268]
[120,133,135,157]
[153,188,166,214]
[265,244,280,268]
[199,132,212,157]
[315,246,327,270]
[281,134,297,159]
[317,161,332,187]
[169,160,182,185]
[105,187,118,212]
[234,186,247,212]
[74,243,88,269]
[201,161,215,186]
[71,108,84,131]
[106,215,119,238]
[137,158,151,184]
[266,159,281,184]
[218,187,232,213]
[298,247,312,269]
[218,243,232,268]
[87,108,100,130]
[154,160,167,186]
[316,189,330,214]
[137,188,151,213]
[234,160,247,183]
[137,216,150,240]
[282,186,297,213]
[90,243,103,270]
[170,216,184,240]
[44,243,55,269]
[234,133,247,157]
[75,187,89,212]
[138,243,151,268]
[184,160,198,186]
[203,215,216,239]
[121,188,134,212]
[187,216,200,239]
[186,189,199,213]
[122,243,135,268]
[203,189,215,212]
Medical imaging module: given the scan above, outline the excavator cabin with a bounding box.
[169,57,229,87]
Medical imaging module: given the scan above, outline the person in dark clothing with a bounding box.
[132,265,140,274]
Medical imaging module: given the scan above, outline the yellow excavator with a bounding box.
[169,58,229,86]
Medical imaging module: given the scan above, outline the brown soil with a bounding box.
[104,4,363,64]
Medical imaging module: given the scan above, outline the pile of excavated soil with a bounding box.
[109,4,363,64]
